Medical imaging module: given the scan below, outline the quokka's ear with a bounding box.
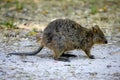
[92,25,100,32]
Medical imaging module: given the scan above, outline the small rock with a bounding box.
[107,65,112,68]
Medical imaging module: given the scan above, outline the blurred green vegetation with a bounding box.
[0,21,16,29]
[0,0,120,30]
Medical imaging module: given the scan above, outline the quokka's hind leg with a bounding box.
[61,53,77,58]
[53,49,70,62]
[51,36,70,62]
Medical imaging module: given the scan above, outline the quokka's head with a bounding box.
[92,25,107,44]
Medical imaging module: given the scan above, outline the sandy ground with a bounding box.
[0,31,120,80]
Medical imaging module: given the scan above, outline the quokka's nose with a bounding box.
[105,40,108,44]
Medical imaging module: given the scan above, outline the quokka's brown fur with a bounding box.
[9,19,107,62]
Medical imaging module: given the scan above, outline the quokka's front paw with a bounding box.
[89,55,95,59]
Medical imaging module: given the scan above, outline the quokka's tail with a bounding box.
[8,45,44,56]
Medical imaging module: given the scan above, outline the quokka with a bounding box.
[9,19,107,62]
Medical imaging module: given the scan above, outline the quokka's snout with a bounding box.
[92,25,108,44]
